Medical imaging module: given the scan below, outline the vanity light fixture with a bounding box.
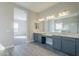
[58,11,69,17]
[50,15,56,19]
[62,11,69,16]
[38,18,45,22]
[58,13,64,17]
[46,16,51,19]
[46,15,55,20]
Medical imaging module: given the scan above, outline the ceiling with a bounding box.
[14,2,58,13]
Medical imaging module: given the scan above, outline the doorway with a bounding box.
[14,8,27,46]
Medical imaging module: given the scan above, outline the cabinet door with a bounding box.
[76,39,79,56]
[46,37,53,46]
[53,36,62,50]
[33,33,38,42]
[38,34,42,43]
[62,37,75,56]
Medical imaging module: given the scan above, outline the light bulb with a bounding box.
[46,16,50,19]
[58,11,69,17]
[38,18,45,22]
[50,15,55,19]
[46,15,55,20]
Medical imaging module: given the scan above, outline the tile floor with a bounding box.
[0,42,68,56]
[14,36,27,46]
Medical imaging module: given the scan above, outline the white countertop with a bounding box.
[34,32,79,38]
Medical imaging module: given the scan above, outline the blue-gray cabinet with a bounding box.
[75,39,79,56]
[53,36,62,50]
[33,33,79,56]
[37,34,42,43]
[46,37,53,46]
[62,37,75,56]
[33,33,38,42]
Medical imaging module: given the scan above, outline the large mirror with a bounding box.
[40,14,79,34]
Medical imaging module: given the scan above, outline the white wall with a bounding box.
[27,11,38,41]
[77,3,79,33]
[0,3,14,48]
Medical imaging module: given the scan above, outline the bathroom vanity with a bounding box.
[33,32,79,56]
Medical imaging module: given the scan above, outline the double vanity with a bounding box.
[33,32,79,56]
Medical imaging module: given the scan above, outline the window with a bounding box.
[14,22,18,32]
[14,8,26,21]
[55,23,63,32]
[14,8,27,36]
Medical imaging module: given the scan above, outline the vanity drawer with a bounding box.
[46,37,53,46]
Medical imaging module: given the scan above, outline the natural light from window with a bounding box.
[14,22,18,32]
[56,23,63,32]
